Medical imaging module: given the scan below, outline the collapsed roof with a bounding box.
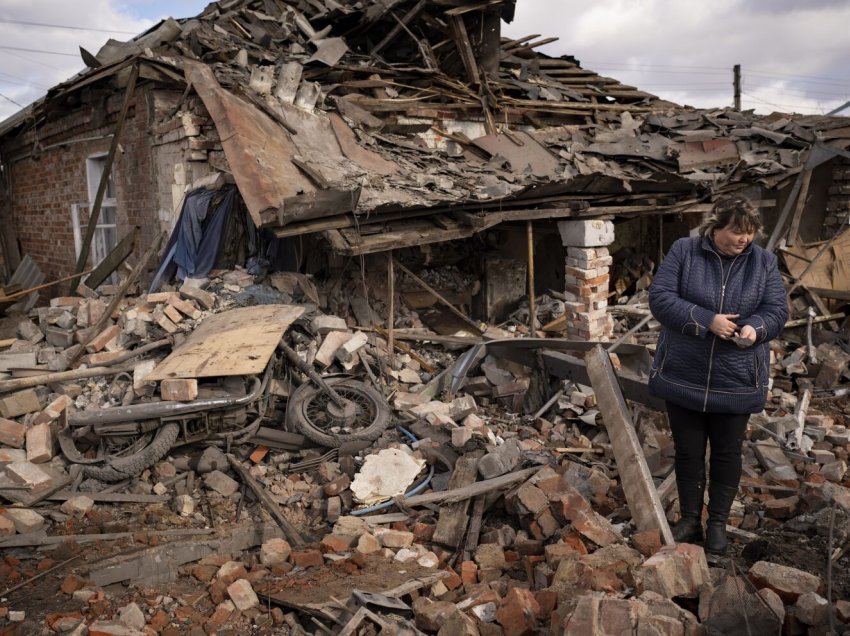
[3,0,850,254]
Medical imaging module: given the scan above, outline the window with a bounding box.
[71,155,119,282]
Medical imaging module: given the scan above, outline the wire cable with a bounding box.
[0,17,139,35]
[0,91,22,107]
[0,45,77,57]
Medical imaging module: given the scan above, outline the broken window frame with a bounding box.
[71,154,120,284]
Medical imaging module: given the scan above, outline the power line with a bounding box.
[0,49,63,70]
[0,45,77,57]
[740,91,829,113]
[0,75,50,90]
[583,60,850,87]
[0,17,138,35]
[0,91,22,107]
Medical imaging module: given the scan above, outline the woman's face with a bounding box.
[713,222,754,257]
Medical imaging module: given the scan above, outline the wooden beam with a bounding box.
[401,466,541,507]
[584,345,674,544]
[392,257,482,334]
[448,15,480,85]
[83,226,138,290]
[527,221,537,337]
[432,456,479,548]
[786,168,812,248]
[387,251,395,371]
[227,454,305,547]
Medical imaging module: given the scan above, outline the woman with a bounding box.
[648,196,788,555]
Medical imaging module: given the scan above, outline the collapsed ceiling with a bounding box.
[4,0,850,254]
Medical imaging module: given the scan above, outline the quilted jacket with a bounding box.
[648,236,788,414]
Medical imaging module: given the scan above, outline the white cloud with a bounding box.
[502,0,850,114]
[2,0,848,122]
[0,1,160,121]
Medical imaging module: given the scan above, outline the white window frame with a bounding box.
[70,154,119,282]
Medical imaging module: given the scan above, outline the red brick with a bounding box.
[291,550,323,569]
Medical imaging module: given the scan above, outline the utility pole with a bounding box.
[733,64,741,110]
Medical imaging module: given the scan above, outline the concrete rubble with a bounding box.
[0,253,846,635]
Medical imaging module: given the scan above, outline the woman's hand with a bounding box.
[709,313,740,339]
[737,324,757,346]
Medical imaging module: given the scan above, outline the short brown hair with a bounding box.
[698,196,763,238]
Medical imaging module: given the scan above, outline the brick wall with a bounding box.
[0,81,226,288]
[1,85,159,285]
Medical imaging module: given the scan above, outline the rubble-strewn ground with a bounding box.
[0,261,849,635]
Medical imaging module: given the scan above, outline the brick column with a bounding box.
[558,219,615,341]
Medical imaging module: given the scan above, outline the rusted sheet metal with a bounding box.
[471,131,560,179]
[329,113,398,176]
[183,60,315,228]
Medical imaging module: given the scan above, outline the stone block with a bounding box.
[821,460,847,482]
[3,507,45,533]
[60,495,94,519]
[478,439,521,480]
[261,538,292,566]
[310,314,348,334]
[635,543,710,598]
[44,327,75,348]
[335,331,368,365]
[26,423,55,463]
[376,529,415,548]
[516,482,549,515]
[448,395,478,420]
[0,389,42,419]
[748,560,823,602]
[291,549,323,568]
[86,325,121,353]
[167,296,202,320]
[558,219,615,247]
[204,470,239,497]
[173,494,195,516]
[496,587,540,636]
[179,282,216,310]
[0,417,27,448]
[217,561,248,585]
[226,579,259,611]
[118,602,146,631]
[132,360,157,395]
[32,394,73,426]
[6,460,52,488]
[474,543,507,571]
[795,591,828,626]
[160,378,198,401]
[315,330,353,367]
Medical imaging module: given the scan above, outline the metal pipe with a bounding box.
[68,377,262,427]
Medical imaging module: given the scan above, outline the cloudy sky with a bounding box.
[1,0,849,123]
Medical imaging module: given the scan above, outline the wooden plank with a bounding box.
[432,456,479,548]
[585,345,674,545]
[785,168,812,248]
[448,15,480,85]
[401,466,541,507]
[147,305,303,381]
[227,455,305,547]
[83,226,138,291]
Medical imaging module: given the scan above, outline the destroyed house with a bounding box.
[1,0,850,331]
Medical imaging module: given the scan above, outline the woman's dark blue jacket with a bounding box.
[648,235,788,414]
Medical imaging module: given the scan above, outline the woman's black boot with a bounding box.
[704,482,739,555]
[671,480,705,543]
